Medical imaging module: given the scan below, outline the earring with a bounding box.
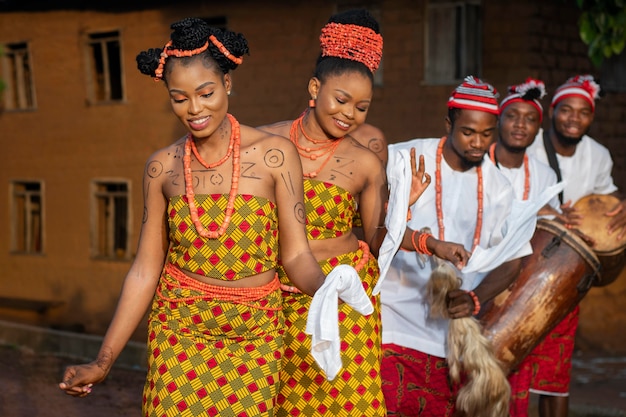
[309,97,317,108]
[227,91,231,96]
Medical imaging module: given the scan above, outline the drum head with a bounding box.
[574,194,626,255]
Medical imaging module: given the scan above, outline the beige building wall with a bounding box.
[1,1,625,350]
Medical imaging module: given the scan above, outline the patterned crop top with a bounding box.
[168,194,278,280]
[304,179,356,240]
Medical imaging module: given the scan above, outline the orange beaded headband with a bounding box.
[319,22,383,73]
[208,35,243,65]
[154,35,243,81]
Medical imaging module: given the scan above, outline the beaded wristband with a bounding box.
[410,230,420,252]
[467,290,481,316]
[412,231,433,255]
[418,232,433,255]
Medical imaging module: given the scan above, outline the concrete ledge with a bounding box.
[570,405,625,417]
[0,319,147,370]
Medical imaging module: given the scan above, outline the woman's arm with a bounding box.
[354,149,389,257]
[59,153,170,396]
[270,138,326,296]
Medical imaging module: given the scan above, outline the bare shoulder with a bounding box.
[144,136,186,177]
[256,120,293,138]
[353,123,385,138]
[239,124,299,159]
[349,123,388,164]
[342,136,385,175]
[351,123,387,146]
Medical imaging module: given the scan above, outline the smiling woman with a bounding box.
[57,17,331,417]
[256,10,391,417]
[257,9,469,417]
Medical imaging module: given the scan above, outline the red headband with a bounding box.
[153,35,242,81]
[551,75,600,111]
[319,22,383,73]
[500,78,546,122]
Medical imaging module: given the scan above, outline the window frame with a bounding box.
[10,180,45,255]
[424,0,483,85]
[83,29,125,105]
[1,41,37,111]
[90,179,132,261]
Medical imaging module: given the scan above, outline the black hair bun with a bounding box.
[136,48,161,77]
[328,9,380,33]
[170,17,211,50]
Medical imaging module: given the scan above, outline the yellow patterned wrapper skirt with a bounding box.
[142,264,285,417]
[277,247,385,417]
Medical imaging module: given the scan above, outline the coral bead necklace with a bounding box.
[489,143,530,201]
[190,125,235,169]
[289,112,344,178]
[183,113,241,239]
[436,136,483,251]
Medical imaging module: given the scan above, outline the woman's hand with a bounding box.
[409,148,431,206]
[58,360,109,397]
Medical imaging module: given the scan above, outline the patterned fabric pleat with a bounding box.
[277,248,385,417]
[142,265,285,417]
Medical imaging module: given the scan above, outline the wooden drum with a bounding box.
[481,219,600,373]
[573,194,626,286]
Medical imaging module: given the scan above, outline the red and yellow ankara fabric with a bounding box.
[142,264,285,417]
[277,244,384,416]
[167,194,278,280]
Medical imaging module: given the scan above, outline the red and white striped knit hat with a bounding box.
[448,76,499,115]
[551,75,601,111]
[500,78,547,122]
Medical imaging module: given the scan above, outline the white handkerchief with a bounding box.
[305,264,374,380]
[375,148,412,295]
[464,181,565,273]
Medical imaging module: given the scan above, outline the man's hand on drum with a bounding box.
[559,200,583,228]
[446,290,476,319]
[606,196,626,240]
[552,200,596,246]
[538,204,571,225]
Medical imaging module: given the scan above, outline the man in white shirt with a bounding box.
[487,78,564,417]
[525,74,625,417]
[488,78,559,210]
[380,76,531,416]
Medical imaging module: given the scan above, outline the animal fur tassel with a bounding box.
[427,256,510,417]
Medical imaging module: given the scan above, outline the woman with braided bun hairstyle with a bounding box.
[259,9,469,417]
[59,17,330,416]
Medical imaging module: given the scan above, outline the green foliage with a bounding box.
[576,0,626,66]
